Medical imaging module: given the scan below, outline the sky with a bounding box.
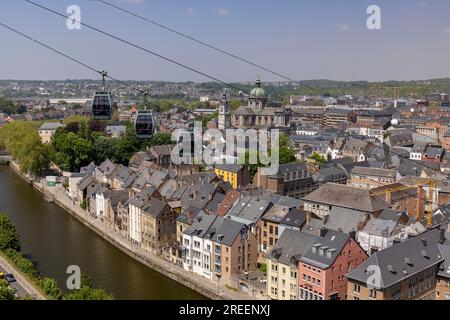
[1,0,450,82]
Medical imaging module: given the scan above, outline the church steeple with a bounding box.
[218,89,230,130]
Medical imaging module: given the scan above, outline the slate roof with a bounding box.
[77,174,95,191]
[268,162,308,179]
[303,183,390,213]
[109,165,136,186]
[126,187,158,208]
[39,122,64,130]
[104,189,129,212]
[204,192,226,214]
[313,166,347,183]
[326,207,368,234]
[184,213,219,237]
[351,166,397,178]
[80,161,96,174]
[142,197,168,218]
[437,243,450,279]
[347,228,447,289]
[226,195,272,225]
[97,159,116,176]
[212,217,247,247]
[215,164,244,173]
[361,218,397,236]
[262,205,307,229]
[268,229,317,266]
[397,158,440,177]
[88,183,108,197]
[427,203,450,227]
[177,207,204,225]
[299,229,351,269]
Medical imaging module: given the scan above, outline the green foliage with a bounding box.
[238,133,298,181]
[0,279,15,300]
[146,132,174,147]
[0,121,50,176]
[258,263,267,275]
[278,133,297,164]
[0,213,21,251]
[0,96,26,115]
[309,152,327,165]
[3,248,39,278]
[41,277,63,300]
[197,111,218,127]
[65,274,113,300]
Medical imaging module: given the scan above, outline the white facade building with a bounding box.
[129,203,142,244]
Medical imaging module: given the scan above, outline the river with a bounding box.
[0,166,204,300]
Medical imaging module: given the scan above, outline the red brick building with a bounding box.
[298,228,368,300]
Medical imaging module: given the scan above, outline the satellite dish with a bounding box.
[391,119,399,126]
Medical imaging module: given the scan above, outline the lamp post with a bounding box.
[216,274,221,295]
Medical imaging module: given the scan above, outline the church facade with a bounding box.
[230,77,292,129]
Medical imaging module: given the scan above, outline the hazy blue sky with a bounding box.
[1,0,450,82]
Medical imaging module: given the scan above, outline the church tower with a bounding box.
[218,90,230,130]
[248,76,268,111]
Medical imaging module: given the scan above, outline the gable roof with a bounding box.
[351,166,397,179]
[39,122,64,130]
[347,228,446,289]
[326,207,368,234]
[142,197,168,218]
[269,229,317,266]
[303,183,390,213]
[299,229,351,269]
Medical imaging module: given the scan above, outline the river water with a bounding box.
[0,166,204,300]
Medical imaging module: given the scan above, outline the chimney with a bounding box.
[323,214,329,225]
[439,228,446,244]
[306,211,312,224]
[318,227,328,237]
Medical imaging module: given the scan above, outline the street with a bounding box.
[0,263,28,299]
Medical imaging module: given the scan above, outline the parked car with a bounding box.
[4,274,16,283]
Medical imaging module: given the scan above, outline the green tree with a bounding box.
[41,277,63,300]
[309,151,327,165]
[51,131,93,172]
[93,135,115,164]
[113,126,144,165]
[278,133,297,164]
[0,213,21,251]
[146,132,174,147]
[0,279,15,300]
[64,274,113,300]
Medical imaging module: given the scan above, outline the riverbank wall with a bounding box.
[8,162,246,300]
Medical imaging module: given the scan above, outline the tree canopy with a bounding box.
[0,213,21,251]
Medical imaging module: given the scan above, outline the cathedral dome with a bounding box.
[249,76,267,99]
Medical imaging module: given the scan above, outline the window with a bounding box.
[369,289,377,299]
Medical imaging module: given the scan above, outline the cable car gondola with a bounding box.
[134,90,156,139]
[91,71,113,120]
